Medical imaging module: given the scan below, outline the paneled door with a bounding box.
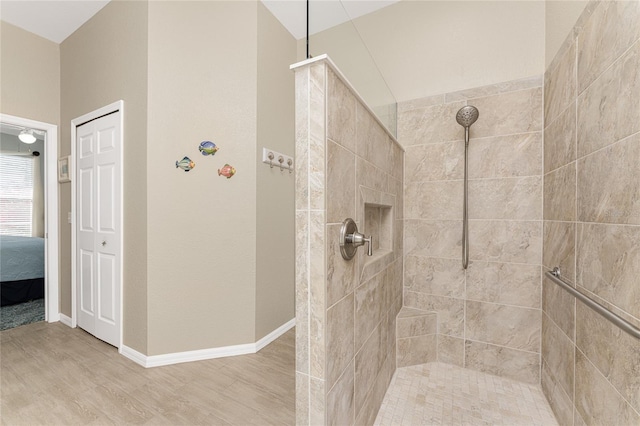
[76,111,121,347]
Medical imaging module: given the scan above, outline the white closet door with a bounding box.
[76,111,121,347]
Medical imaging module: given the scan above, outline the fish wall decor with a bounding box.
[218,164,236,179]
[176,156,195,172]
[198,141,219,156]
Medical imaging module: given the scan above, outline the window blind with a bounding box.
[0,154,34,236]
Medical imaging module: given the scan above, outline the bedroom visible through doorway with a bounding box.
[0,114,59,329]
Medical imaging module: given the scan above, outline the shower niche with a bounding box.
[364,202,392,261]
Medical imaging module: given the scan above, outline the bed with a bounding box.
[0,235,45,306]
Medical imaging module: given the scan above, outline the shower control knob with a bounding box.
[339,218,373,260]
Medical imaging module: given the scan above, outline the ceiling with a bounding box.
[0,0,398,44]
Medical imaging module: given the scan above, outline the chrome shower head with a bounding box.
[456,105,479,128]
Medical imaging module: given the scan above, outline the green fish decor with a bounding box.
[176,156,195,172]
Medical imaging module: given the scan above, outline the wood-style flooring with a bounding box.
[1,321,295,425]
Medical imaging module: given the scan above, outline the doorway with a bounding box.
[0,113,59,324]
[71,101,123,348]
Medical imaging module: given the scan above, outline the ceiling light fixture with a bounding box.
[18,129,37,144]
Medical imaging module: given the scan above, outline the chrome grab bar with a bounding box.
[546,267,640,340]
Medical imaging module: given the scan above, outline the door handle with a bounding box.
[101,241,107,247]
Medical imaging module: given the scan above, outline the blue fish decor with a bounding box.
[199,141,219,156]
[176,156,195,172]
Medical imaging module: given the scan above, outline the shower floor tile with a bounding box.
[374,362,558,426]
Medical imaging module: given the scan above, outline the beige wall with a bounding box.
[541,1,640,424]
[255,2,297,340]
[294,58,404,425]
[545,0,589,68]
[0,21,60,125]
[308,0,545,102]
[60,0,149,353]
[147,0,259,354]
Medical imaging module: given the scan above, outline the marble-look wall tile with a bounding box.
[309,63,326,211]
[387,259,404,310]
[405,180,462,220]
[355,272,385,352]
[575,350,640,425]
[365,207,381,251]
[356,157,387,194]
[326,293,354,390]
[468,132,542,179]
[398,94,445,114]
[404,220,461,259]
[391,144,404,181]
[355,351,393,426]
[397,100,465,145]
[296,372,310,426]
[404,141,463,182]
[470,87,543,138]
[404,292,464,337]
[437,335,464,367]
[326,224,358,308]
[354,324,386,416]
[542,276,575,342]
[544,163,576,222]
[309,377,325,426]
[309,212,326,379]
[404,256,465,299]
[577,0,640,92]
[543,221,576,283]
[542,313,574,402]
[327,69,356,152]
[469,220,542,264]
[396,308,437,339]
[541,360,574,426]
[466,261,541,308]
[326,361,354,426]
[469,177,542,220]
[576,303,640,413]
[446,76,543,103]
[544,104,576,174]
[357,103,392,173]
[576,222,640,319]
[465,301,540,352]
[397,334,437,367]
[545,42,576,124]
[577,40,640,157]
[577,134,640,225]
[295,68,310,211]
[326,141,355,224]
[296,212,310,376]
[464,340,540,384]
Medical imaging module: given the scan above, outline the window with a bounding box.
[0,155,34,236]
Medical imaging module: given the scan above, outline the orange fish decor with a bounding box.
[218,164,236,179]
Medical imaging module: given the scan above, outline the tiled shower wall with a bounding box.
[294,58,404,425]
[398,77,544,384]
[541,1,640,425]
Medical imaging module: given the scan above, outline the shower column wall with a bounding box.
[542,1,640,424]
[293,56,404,425]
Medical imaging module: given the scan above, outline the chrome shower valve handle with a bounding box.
[339,218,373,260]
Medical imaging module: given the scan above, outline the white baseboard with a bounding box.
[59,314,73,328]
[121,318,295,368]
[255,317,296,351]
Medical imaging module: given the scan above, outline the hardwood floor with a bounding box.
[1,322,295,425]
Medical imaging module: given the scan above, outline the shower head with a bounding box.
[456,105,479,128]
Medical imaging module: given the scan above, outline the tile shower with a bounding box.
[294,2,640,425]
